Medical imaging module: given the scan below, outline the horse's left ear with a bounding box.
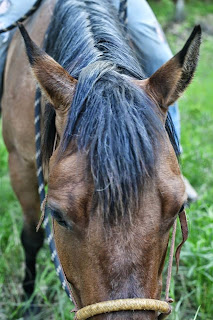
[18,24,77,109]
[137,26,201,111]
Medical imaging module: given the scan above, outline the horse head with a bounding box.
[20,24,201,319]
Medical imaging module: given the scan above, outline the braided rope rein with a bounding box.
[0,0,79,309]
[33,0,130,309]
[34,87,78,309]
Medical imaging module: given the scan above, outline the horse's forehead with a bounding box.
[48,150,92,210]
[48,141,185,215]
[49,150,88,188]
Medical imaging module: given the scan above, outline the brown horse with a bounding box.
[1,0,201,319]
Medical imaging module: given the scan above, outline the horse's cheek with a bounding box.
[53,221,76,276]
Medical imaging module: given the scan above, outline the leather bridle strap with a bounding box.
[165,210,188,301]
[165,219,177,302]
[158,209,188,320]
[175,210,188,273]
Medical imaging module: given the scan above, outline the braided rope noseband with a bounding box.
[75,299,170,320]
[73,210,188,320]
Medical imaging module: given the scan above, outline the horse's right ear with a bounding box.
[135,26,201,113]
[18,24,77,109]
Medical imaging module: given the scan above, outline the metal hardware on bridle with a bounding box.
[0,0,43,34]
[33,0,189,319]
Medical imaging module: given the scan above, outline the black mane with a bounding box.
[42,0,179,221]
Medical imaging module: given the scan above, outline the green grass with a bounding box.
[0,131,73,319]
[149,0,213,28]
[1,1,213,319]
[149,1,213,319]
[169,39,213,319]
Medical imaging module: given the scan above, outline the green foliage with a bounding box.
[149,0,213,29]
[0,1,213,319]
[170,38,213,320]
[0,161,74,319]
[148,1,213,319]
[149,0,175,25]
[0,122,7,176]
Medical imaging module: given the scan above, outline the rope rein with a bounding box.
[34,87,79,310]
[0,0,43,34]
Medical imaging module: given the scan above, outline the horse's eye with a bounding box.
[179,203,185,213]
[48,207,72,230]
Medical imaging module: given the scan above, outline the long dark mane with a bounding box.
[42,0,179,221]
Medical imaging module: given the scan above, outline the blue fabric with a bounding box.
[113,0,181,141]
[0,0,181,141]
[0,0,37,28]
[0,0,37,105]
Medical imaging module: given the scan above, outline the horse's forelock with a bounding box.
[42,0,179,222]
[60,64,165,221]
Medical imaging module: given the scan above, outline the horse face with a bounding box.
[20,24,201,319]
[46,126,186,319]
